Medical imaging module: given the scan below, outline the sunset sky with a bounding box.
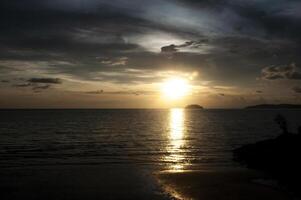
[1,0,301,108]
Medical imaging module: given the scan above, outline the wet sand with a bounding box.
[157,169,292,200]
[0,165,293,200]
[0,165,171,200]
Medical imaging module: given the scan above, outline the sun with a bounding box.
[161,78,190,100]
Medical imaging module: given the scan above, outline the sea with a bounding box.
[0,109,300,199]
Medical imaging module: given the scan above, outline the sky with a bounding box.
[1,0,301,108]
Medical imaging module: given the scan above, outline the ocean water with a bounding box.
[1,109,300,171]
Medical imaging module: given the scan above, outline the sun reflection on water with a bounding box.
[165,108,187,171]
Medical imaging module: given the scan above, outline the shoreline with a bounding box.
[156,168,292,200]
[0,164,294,200]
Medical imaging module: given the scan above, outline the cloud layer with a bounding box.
[1,0,301,107]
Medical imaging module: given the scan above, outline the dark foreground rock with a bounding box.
[233,133,301,196]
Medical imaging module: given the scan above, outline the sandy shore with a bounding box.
[0,165,171,200]
[156,168,292,200]
[0,165,294,200]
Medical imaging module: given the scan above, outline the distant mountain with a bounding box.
[185,104,204,109]
[246,104,301,109]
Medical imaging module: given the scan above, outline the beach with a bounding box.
[0,164,293,200]
[157,169,292,200]
[0,165,171,200]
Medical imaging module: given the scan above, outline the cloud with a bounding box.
[161,44,178,53]
[28,78,62,84]
[85,90,104,94]
[292,86,301,93]
[260,63,301,80]
[84,89,155,96]
[12,77,62,92]
[1,80,9,83]
[1,0,301,107]
[161,41,195,53]
[13,82,51,91]
[32,85,51,90]
[14,83,32,88]
[99,57,128,66]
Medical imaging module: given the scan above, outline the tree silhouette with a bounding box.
[274,114,289,134]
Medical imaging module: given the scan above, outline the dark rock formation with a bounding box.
[233,115,301,196]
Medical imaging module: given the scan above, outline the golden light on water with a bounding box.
[170,108,184,142]
[165,108,187,171]
[161,78,190,100]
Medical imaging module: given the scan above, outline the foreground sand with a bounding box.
[156,169,292,200]
[0,165,172,200]
[0,165,294,200]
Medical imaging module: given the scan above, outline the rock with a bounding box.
[233,133,301,196]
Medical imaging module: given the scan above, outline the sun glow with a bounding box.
[161,78,190,100]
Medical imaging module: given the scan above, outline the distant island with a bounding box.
[185,104,204,109]
[245,104,301,109]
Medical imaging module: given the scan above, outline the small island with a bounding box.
[245,104,301,109]
[185,104,204,109]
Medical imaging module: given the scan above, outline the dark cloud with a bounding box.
[1,0,301,107]
[260,63,301,80]
[292,86,301,93]
[84,89,155,96]
[85,90,104,94]
[161,44,178,53]
[32,85,51,90]
[12,77,62,92]
[161,41,194,53]
[99,57,128,66]
[28,78,62,84]
[13,83,31,88]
